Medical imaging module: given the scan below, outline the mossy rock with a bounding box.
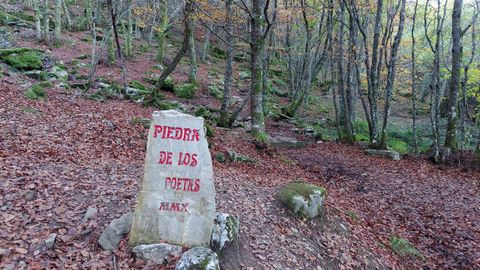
[275,182,326,219]
[174,83,197,99]
[0,48,44,70]
[0,10,33,28]
[208,85,223,100]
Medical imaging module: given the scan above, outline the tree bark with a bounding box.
[54,0,62,43]
[379,0,407,149]
[250,0,267,140]
[411,0,419,153]
[218,0,234,128]
[155,1,193,89]
[156,0,168,63]
[445,0,463,149]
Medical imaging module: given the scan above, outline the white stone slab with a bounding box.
[129,110,216,247]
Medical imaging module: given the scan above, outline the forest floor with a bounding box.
[1,8,480,269]
[2,75,480,269]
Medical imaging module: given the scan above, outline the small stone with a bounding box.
[82,207,98,223]
[44,233,57,250]
[132,243,182,264]
[175,247,219,270]
[98,212,133,251]
[25,190,37,201]
[210,213,239,251]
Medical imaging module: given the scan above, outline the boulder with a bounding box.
[365,149,401,161]
[98,212,133,251]
[132,243,182,264]
[175,247,219,270]
[275,182,326,219]
[211,213,239,251]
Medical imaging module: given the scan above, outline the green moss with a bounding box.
[25,88,38,100]
[174,83,197,99]
[0,49,44,70]
[225,216,239,240]
[155,100,183,111]
[389,236,424,259]
[194,106,212,119]
[25,83,47,100]
[254,131,269,143]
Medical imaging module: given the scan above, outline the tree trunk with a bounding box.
[218,0,233,128]
[125,5,133,58]
[201,24,211,62]
[33,0,42,41]
[155,1,192,89]
[445,0,463,149]
[42,0,50,46]
[186,0,197,83]
[250,0,267,141]
[62,0,71,30]
[411,0,419,153]
[379,0,407,149]
[54,0,62,44]
[156,0,168,63]
[108,30,115,64]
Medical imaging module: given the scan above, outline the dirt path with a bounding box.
[280,143,480,269]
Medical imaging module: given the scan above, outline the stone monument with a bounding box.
[129,110,216,247]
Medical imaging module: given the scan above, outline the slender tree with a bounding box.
[218,0,234,127]
[411,0,419,153]
[445,0,464,148]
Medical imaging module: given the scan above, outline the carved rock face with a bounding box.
[129,110,216,247]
